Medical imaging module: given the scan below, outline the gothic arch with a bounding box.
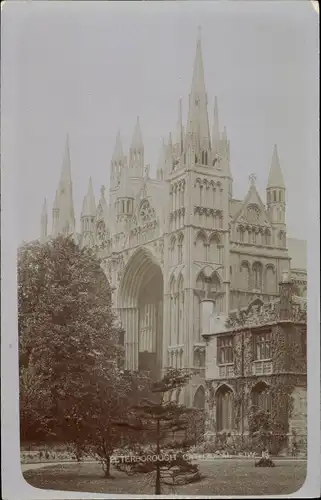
[117,247,163,308]
[240,260,251,290]
[215,382,235,396]
[193,385,205,409]
[265,264,276,294]
[208,232,221,264]
[215,384,235,432]
[195,230,207,261]
[251,381,272,413]
[177,232,184,264]
[252,261,263,290]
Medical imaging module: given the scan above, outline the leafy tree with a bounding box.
[18,235,124,445]
[114,368,204,495]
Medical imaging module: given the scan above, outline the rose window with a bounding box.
[246,204,261,223]
[139,200,155,222]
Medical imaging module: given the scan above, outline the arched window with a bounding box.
[208,233,220,263]
[252,262,263,290]
[240,261,251,290]
[267,191,271,204]
[265,265,276,294]
[195,232,207,262]
[273,190,277,202]
[200,185,203,206]
[193,386,205,409]
[264,229,271,246]
[169,276,176,345]
[170,236,177,265]
[251,382,272,413]
[178,234,184,264]
[216,385,235,432]
[193,292,202,342]
[177,274,184,345]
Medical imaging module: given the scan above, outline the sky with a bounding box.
[1,0,319,243]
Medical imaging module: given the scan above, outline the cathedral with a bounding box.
[40,32,307,406]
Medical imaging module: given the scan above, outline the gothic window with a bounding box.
[177,274,184,345]
[217,336,234,364]
[267,191,271,204]
[252,262,263,290]
[195,231,207,262]
[239,227,244,243]
[251,382,272,413]
[139,199,155,222]
[252,230,257,244]
[212,186,216,207]
[170,236,177,266]
[253,330,272,360]
[169,276,176,345]
[246,204,261,223]
[279,231,286,247]
[265,264,276,294]
[240,261,251,290]
[193,386,205,409]
[216,385,235,432]
[208,233,220,263]
[200,185,203,206]
[178,234,184,263]
[264,229,271,245]
[273,190,277,202]
[193,293,202,342]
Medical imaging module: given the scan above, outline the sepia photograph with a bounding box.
[1,0,319,498]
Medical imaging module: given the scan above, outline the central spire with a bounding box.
[185,27,211,157]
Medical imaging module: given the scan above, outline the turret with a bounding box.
[40,198,48,243]
[110,132,125,190]
[173,98,184,161]
[129,117,144,177]
[184,27,211,166]
[52,190,59,237]
[212,96,220,156]
[53,134,76,237]
[156,139,166,181]
[266,145,286,246]
[81,177,96,247]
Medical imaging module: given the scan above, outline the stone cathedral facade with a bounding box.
[40,33,307,406]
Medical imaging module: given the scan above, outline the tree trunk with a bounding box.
[103,456,111,477]
[155,466,161,495]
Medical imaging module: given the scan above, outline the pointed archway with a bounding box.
[117,247,163,379]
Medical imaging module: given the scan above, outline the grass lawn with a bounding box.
[23,459,307,496]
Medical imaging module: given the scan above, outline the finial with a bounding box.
[100,185,106,198]
[249,173,257,186]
